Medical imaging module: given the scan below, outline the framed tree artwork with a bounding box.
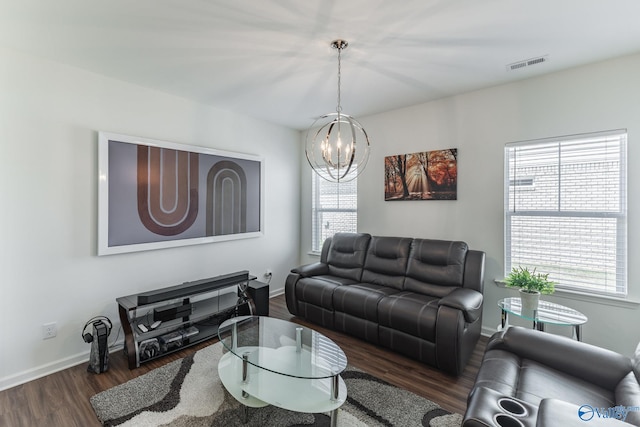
[384,148,457,201]
[98,132,263,255]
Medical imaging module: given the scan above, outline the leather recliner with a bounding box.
[463,326,640,426]
[285,232,486,375]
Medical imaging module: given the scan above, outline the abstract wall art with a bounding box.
[384,148,457,201]
[98,132,263,255]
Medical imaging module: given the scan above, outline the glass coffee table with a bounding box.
[217,316,347,426]
[498,297,588,341]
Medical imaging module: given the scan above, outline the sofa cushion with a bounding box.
[517,359,615,408]
[333,283,400,321]
[474,348,615,410]
[405,239,468,297]
[326,233,371,281]
[295,276,357,310]
[361,236,412,290]
[377,291,439,342]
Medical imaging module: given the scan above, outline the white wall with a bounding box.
[0,47,301,390]
[300,53,640,357]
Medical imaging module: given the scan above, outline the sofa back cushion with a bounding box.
[405,239,468,297]
[326,233,371,281]
[361,236,413,289]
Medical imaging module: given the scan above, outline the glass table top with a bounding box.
[498,297,588,326]
[218,316,347,379]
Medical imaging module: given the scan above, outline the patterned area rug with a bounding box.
[90,342,462,427]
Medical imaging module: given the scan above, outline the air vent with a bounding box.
[506,55,549,71]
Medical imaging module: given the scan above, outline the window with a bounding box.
[311,171,357,252]
[505,130,627,297]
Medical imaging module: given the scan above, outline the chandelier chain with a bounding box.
[336,45,342,113]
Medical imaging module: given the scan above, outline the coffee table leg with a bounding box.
[232,321,238,351]
[241,352,249,399]
[242,405,248,424]
[330,409,338,427]
[240,352,250,423]
[331,373,339,401]
[329,373,340,426]
[296,327,303,353]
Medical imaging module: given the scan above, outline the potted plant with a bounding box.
[504,266,555,311]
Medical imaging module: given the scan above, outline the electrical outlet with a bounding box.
[42,322,57,340]
[264,269,272,279]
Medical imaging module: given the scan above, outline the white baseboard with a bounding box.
[0,341,123,392]
[481,325,498,337]
[269,288,284,298]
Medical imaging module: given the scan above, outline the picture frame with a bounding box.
[384,148,457,201]
[98,132,264,255]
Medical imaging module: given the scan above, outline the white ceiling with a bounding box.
[2,0,640,130]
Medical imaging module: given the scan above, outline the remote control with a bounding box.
[150,320,162,329]
[138,324,149,333]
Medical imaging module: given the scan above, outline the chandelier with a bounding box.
[305,39,371,183]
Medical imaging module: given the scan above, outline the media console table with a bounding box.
[116,270,269,369]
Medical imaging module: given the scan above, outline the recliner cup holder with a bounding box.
[498,397,528,416]
[494,414,524,427]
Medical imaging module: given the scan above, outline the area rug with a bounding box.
[90,342,462,427]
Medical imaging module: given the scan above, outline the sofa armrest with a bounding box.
[292,262,329,277]
[439,288,483,322]
[488,327,633,390]
[537,399,635,427]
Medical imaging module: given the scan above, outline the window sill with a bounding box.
[494,279,640,309]
[307,251,321,257]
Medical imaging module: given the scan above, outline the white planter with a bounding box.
[519,289,540,312]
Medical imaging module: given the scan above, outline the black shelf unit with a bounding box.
[116,271,268,369]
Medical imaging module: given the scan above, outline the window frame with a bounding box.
[311,171,358,253]
[504,129,627,298]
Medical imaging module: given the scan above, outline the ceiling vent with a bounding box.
[506,55,549,71]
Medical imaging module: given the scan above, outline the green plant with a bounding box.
[505,266,555,294]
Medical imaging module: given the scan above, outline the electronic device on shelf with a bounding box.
[137,271,250,305]
[153,301,192,322]
[158,326,199,353]
[139,338,160,361]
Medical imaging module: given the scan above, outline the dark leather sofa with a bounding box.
[463,327,640,427]
[285,232,486,375]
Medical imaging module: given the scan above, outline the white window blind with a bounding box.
[311,171,357,252]
[505,130,627,297]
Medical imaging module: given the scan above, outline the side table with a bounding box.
[498,297,587,341]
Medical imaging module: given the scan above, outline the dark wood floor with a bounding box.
[0,294,486,427]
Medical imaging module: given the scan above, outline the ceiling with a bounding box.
[2,0,640,130]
